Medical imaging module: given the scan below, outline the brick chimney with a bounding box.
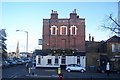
[51,10,58,19]
[70,9,77,19]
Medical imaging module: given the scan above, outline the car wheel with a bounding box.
[67,69,71,72]
[81,69,84,73]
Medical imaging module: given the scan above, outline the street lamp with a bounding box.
[16,30,28,53]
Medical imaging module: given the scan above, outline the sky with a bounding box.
[1,2,119,53]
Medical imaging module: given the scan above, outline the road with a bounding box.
[2,64,28,78]
[2,64,120,80]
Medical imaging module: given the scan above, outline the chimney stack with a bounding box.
[70,9,77,19]
[51,10,58,19]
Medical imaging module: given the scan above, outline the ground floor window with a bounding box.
[48,59,52,65]
[55,56,58,65]
[38,57,41,64]
[61,56,66,64]
[77,56,80,65]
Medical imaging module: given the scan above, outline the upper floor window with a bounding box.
[72,27,75,34]
[51,25,57,35]
[70,25,77,35]
[112,43,120,52]
[60,26,67,35]
[52,27,56,34]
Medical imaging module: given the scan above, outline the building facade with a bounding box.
[42,10,85,52]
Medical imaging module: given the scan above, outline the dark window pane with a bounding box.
[48,59,52,64]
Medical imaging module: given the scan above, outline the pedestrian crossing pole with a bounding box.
[29,67,31,75]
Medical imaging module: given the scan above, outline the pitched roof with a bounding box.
[107,35,120,42]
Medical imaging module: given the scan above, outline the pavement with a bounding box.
[22,74,120,80]
[22,69,120,80]
[2,65,120,80]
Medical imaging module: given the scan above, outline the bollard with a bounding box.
[29,67,31,75]
[31,67,34,75]
[58,67,61,75]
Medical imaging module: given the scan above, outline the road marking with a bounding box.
[26,74,59,78]
[10,75,17,78]
[45,70,56,72]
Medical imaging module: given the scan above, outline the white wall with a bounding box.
[80,56,86,67]
[36,55,86,67]
[66,56,77,65]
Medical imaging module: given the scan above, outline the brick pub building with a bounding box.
[36,10,86,68]
[42,9,85,53]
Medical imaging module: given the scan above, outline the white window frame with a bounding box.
[70,25,77,35]
[60,26,67,35]
[50,25,57,35]
[112,43,116,52]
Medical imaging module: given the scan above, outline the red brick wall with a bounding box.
[42,11,85,52]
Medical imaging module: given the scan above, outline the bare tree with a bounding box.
[101,14,120,35]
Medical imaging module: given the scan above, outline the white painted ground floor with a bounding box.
[36,55,86,68]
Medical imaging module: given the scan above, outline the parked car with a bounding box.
[25,59,31,63]
[2,60,10,68]
[6,60,14,66]
[17,60,23,65]
[12,60,17,65]
[66,64,86,72]
[21,59,26,64]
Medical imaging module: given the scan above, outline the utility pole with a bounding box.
[16,30,28,53]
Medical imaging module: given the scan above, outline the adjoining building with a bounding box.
[86,35,120,72]
[36,10,86,68]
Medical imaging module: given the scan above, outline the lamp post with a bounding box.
[16,30,28,53]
